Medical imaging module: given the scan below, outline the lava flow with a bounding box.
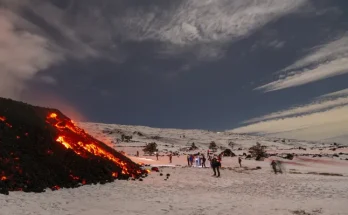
[0,97,146,195]
[46,112,142,175]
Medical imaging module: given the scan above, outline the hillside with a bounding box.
[80,122,348,161]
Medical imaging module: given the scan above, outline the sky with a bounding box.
[0,0,347,142]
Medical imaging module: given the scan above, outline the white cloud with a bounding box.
[0,9,62,99]
[232,89,348,141]
[256,34,348,92]
[284,35,348,71]
[24,0,307,58]
[244,96,348,124]
[0,0,308,99]
[231,106,348,141]
[320,88,348,98]
[116,0,306,58]
[128,0,306,44]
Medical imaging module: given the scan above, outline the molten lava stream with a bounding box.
[47,113,132,175]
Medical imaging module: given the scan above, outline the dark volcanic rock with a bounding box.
[222,149,236,157]
[0,98,147,194]
[285,153,294,160]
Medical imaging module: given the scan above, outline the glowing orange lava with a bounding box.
[51,185,60,190]
[1,176,7,181]
[56,136,73,150]
[46,112,142,176]
[0,116,12,128]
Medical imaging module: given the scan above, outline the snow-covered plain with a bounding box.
[1,123,348,215]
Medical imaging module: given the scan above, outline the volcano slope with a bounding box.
[0,98,147,195]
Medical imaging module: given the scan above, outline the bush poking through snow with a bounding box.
[121,134,132,142]
[209,141,217,150]
[143,142,158,154]
[190,142,198,150]
[285,153,294,160]
[248,142,267,161]
[222,149,236,157]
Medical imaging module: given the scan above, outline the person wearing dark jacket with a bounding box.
[271,160,278,174]
[211,157,221,177]
[201,155,206,168]
[238,157,242,167]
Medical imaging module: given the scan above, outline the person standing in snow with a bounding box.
[271,160,278,174]
[169,153,173,163]
[189,154,194,166]
[238,157,242,167]
[201,155,206,168]
[211,157,221,177]
[156,152,159,161]
[187,154,191,166]
[136,151,139,157]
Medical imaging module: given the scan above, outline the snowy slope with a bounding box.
[79,122,347,158]
[2,122,348,215]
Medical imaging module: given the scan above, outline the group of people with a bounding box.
[185,151,246,177]
[142,149,282,177]
[186,154,207,167]
[185,151,224,177]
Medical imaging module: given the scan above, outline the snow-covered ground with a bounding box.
[1,123,348,215]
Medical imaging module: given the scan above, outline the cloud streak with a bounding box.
[256,34,348,92]
[232,89,348,141]
[231,106,348,141]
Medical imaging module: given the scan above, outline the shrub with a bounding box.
[248,142,267,161]
[190,142,198,150]
[209,141,217,150]
[121,134,132,142]
[222,149,236,157]
[143,142,158,154]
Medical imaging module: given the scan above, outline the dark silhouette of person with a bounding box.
[156,152,159,161]
[202,155,206,168]
[189,155,194,166]
[136,151,139,157]
[211,157,221,177]
[187,154,190,166]
[238,157,242,167]
[271,160,278,174]
[169,153,172,163]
